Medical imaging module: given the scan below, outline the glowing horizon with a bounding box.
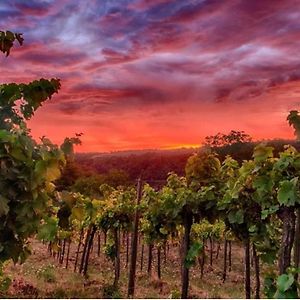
[1,1,299,152]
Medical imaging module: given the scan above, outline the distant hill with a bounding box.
[73,139,300,182]
[76,147,199,158]
[75,147,198,181]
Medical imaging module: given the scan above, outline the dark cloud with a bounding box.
[13,1,53,16]
[16,46,87,66]
[58,101,84,115]
[268,71,300,88]
[166,0,221,23]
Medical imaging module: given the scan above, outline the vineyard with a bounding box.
[3,142,300,298]
[1,30,300,299]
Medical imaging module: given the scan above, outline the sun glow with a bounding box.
[161,144,200,150]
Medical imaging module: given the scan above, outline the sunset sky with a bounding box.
[1,0,300,152]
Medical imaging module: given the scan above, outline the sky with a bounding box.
[1,0,300,152]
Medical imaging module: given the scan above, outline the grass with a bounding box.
[3,239,266,298]
[36,264,56,283]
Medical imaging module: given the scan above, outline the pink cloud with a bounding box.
[1,0,300,152]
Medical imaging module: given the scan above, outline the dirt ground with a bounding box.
[3,239,257,298]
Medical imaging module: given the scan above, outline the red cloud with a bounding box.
[1,0,300,152]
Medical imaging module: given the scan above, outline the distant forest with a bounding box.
[56,139,300,196]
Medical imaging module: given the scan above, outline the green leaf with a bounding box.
[260,249,277,264]
[34,160,61,182]
[248,225,257,233]
[85,201,97,219]
[184,241,203,268]
[253,175,273,194]
[253,144,274,163]
[263,276,276,298]
[228,209,244,224]
[0,130,12,142]
[37,217,58,242]
[34,160,46,178]
[278,179,298,206]
[261,205,279,220]
[277,273,294,292]
[10,147,27,161]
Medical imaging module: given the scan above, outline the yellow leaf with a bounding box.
[46,161,61,181]
[72,207,85,222]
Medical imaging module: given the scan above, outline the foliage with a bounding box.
[0,32,68,265]
[264,268,300,299]
[0,31,23,56]
[287,110,300,140]
[38,217,59,242]
[184,241,203,268]
[96,185,135,233]
[191,220,226,242]
[141,151,222,272]
[55,160,90,191]
[0,103,65,264]
[0,78,60,129]
[60,135,82,160]
[75,150,193,182]
[185,150,221,188]
[72,175,106,197]
[204,130,252,148]
[103,237,117,261]
[140,175,188,245]
[72,169,130,197]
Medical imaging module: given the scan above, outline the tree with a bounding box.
[287,110,300,139]
[71,169,130,197]
[204,130,252,148]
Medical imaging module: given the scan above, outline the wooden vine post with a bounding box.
[127,177,143,298]
[181,208,193,299]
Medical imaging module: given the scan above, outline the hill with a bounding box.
[73,139,300,182]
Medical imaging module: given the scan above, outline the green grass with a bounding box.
[36,263,56,283]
